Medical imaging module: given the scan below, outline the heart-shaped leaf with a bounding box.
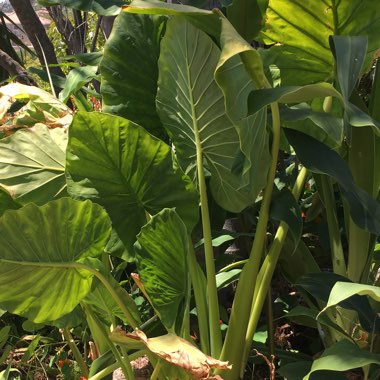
[66,112,198,255]
[0,198,111,323]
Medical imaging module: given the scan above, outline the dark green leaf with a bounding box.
[297,272,377,332]
[100,12,166,139]
[278,361,347,380]
[305,340,380,380]
[286,129,380,235]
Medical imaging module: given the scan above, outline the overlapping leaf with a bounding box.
[66,112,198,255]
[259,0,380,85]
[0,198,111,323]
[100,12,166,138]
[134,209,189,331]
[0,124,67,205]
[157,18,262,212]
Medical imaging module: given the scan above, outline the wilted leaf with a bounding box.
[110,328,231,379]
[0,83,72,130]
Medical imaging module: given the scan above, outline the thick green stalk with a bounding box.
[218,102,281,379]
[188,241,210,354]
[240,167,308,376]
[88,350,146,380]
[194,125,222,357]
[319,175,347,276]
[61,327,88,378]
[83,305,135,380]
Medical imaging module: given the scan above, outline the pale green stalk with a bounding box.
[218,102,281,379]
[88,350,146,380]
[319,175,347,276]
[83,305,135,380]
[188,241,210,354]
[240,167,308,376]
[61,327,88,378]
[193,94,222,358]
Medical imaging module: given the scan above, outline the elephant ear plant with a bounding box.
[0,0,379,379]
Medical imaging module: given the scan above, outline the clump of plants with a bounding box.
[0,0,380,379]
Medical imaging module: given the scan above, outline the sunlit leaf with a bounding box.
[0,198,111,323]
[0,124,67,205]
[258,0,380,85]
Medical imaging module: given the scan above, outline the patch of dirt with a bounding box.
[113,356,153,380]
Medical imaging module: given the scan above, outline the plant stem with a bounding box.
[188,241,210,354]
[83,305,135,380]
[61,327,89,378]
[319,175,347,276]
[193,102,222,358]
[218,102,281,379]
[150,360,163,380]
[88,350,146,380]
[239,167,308,376]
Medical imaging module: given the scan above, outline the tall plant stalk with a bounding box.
[218,102,281,379]
[240,166,308,376]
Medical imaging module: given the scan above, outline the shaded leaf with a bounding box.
[0,198,111,323]
[286,129,380,235]
[216,269,241,290]
[304,340,380,380]
[297,272,377,332]
[100,12,166,139]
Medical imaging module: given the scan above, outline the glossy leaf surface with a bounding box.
[66,112,198,254]
[0,198,111,323]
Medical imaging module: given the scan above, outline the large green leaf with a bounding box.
[304,340,380,380]
[157,17,258,212]
[0,198,111,323]
[286,129,380,235]
[0,124,67,205]
[100,12,167,139]
[134,209,189,331]
[259,0,380,85]
[66,112,198,254]
[37,0,125,15]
